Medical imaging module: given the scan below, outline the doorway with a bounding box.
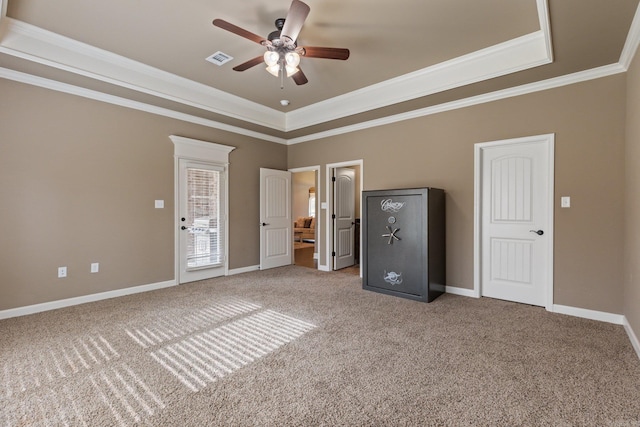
[474,134,554,309]
[290,166,319,269]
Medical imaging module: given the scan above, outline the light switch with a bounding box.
[561,196,571,208]
[155,200,164,209]
[321,202,328,210]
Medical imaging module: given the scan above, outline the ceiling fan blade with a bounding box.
[280,0,310,42]
[300,46,350,60]
[232,56,264,72]
[213,19,267,45]
[292,67,308,85]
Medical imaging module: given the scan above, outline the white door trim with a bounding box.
[325,160,364,273]
[289,165,321,271]
[170,135,235,283]
[473,133,555,310]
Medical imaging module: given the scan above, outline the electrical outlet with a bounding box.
[561,196,571,208]
[91,263,99,273]
[58,266,67,278]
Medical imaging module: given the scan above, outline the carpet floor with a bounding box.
[1,265,639,426]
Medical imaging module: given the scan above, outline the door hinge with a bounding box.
[332,251,336,257]
[332,214,336,219]
[332,176,336,182]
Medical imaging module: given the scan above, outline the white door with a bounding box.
[260,168,292,270]
[333,167,356,270]
[479,135,554,307]
[178,160,226,283]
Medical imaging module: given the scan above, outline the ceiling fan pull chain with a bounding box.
[280,60,285,89]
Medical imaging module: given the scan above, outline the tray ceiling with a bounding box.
[0,0,638,143]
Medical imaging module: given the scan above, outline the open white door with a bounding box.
[260,168,293,270]
[333,167,356,270]
[478,134,554,308]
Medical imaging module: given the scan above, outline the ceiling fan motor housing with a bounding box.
[268,18,296,49]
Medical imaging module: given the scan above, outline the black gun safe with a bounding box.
[362,188,445,302]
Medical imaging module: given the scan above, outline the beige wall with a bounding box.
[625,52,640,337]
[0,66,635,324]
[289,75,627,314]
[0,79,286,310]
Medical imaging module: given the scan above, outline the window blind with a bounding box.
[186,167,224,269]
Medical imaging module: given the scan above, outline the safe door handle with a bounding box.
[529,229,544,236]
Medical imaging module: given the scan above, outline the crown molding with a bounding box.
[620,0,640,70]
[0,66,288,144]
[285,29,552,131]
[0,18,286,131]
[1,60,626,148]
[286,64,626,145]
[537,0,554,62]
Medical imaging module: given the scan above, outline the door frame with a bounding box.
[325,160,364,273]
[170,135,235,284]
[473,133,555,310]
[289,165,321,270]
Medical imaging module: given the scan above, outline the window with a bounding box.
[308,187,316,217]
[186,167,223,268]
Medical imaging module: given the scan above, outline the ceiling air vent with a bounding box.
[206,51,234,66]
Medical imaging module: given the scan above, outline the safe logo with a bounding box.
[380,199,405,213]
[383,270,403,286]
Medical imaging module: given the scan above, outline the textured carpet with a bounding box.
[1,265,639,426]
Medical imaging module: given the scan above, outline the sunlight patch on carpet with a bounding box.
[89,363,165,426]
[150,309,316,392]
[1,298,316,424]
[125,298,262,348]
[2,334,119,398]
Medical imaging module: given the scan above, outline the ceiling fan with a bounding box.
[212,0,350,86]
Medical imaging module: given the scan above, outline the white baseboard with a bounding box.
[623,316,640,360]
[318,264,331,272]
[446,286,478,298]
[552,304,624,325]
[227,265,260,276]
[0,279,176,320]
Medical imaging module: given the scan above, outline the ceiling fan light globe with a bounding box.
[264,51,280,66]
[284,52,300,68]
[285,65,300,77]
[266,64,281,77]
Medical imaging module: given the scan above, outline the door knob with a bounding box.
[529,229,544,236]
[261,222,269,226]
[181,226,188,230]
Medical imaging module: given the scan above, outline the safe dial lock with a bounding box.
[382,225,401,245]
